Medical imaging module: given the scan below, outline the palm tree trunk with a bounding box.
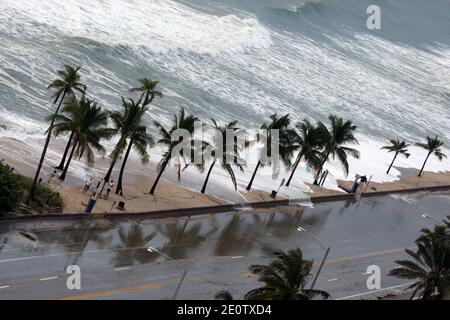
[115,136,134,196]
[201,160,216,194]
[137,92,145,106]
[143,92,150,106]
[55,130,74,170]
[149,157,169,195]
[286,151,303,187]
[314,150,331,185]
[418,152,431,177]
[246,160,261,191]
[59,136,78,181]
[27,90,67,203]
[386,153,398,174]
[98,155,119,196]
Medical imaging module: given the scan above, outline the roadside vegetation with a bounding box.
[0,162,63,214]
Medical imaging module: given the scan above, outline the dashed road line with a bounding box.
[336,282,414,300]
[0,285,10,289]
[328,278,339,282]
[115,267,131,271]
[40,276,59,281]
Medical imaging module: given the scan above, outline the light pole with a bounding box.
[297,227,331,290]
[421,213,440,224]
[147,246,188,300]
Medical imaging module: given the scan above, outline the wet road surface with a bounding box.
[0,191,449,300]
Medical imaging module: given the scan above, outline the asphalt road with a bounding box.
[0,191,449,300]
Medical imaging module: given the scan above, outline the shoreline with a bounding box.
[1,136,450,217]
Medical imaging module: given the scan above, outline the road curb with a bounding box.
[1,185,449,223]
[0,193,354,223]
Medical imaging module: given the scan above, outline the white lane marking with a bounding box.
[0,246,147,264]
[336,282,414,300]
[362,272,371,275]
[115,267,131,271]
[231,256,244,259]
[40,276,59,281]
[0,285,10,289]
[328,278,339,282]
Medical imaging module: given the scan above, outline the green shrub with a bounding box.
[17,175,63,209]
[0,162,24,212]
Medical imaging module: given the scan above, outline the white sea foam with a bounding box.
[0,0,449,199]
[0,0,271,55]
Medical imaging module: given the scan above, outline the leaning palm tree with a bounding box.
[313,115,360,185]
[130,78,163,107]
[388,225,449,300]
[51,96,114,181]
[115,117,154,195]
[416,136,447,177]
[246,114,299,191]
[286,119,325,187]
[149,108,198,194]
[244,248,330,300]
[381,139,411,174]
[99,98,153,196]
[200,119,245,194]
[27,65,86,202]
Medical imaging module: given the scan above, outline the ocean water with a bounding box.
[0,0,449,198]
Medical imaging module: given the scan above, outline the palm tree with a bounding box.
[27,65,86,202]
[416,136,447,177]
[389,225,449,300]
[116,125,154,195]
[244,248,330,300]
[200,119,245,194]
[112,79,162,195]
[313,115,360,185]
[149,108,198,194]
[246,114,299,191]
[129,78,163,107]
[445,216,450,232]
[99,98,153,196]
[381,139,411,174]
[51,96,114,181]
[286,119,325,187]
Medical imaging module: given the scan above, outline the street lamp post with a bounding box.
[147,246,188,300]
[421,213,440,224]
[297,227,331,290]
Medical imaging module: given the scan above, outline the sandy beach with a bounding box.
[2,136,450,214]
[57,175,226,214]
